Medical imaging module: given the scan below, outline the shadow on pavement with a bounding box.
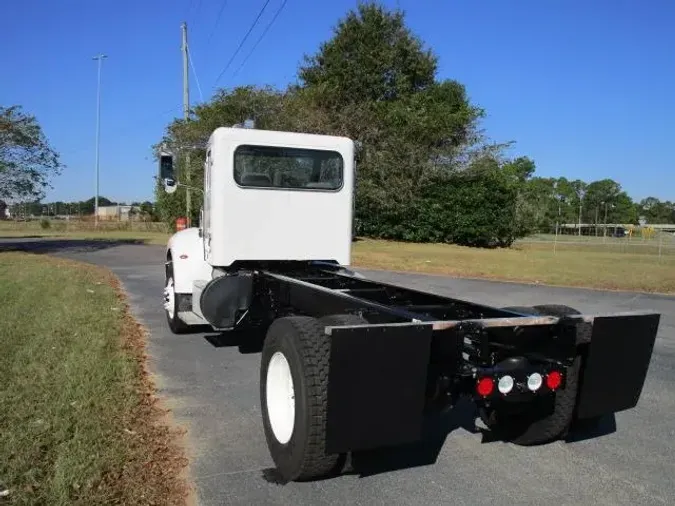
[346,398,480,478]
[566,413,617,443]
[0,238,146,254]
[260,400,481,485]
[346,409,617,479]
[204,327,266,354]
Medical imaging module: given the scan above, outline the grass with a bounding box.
[352,238,675,294]
[0,220,170,245]
[0,253,189,505]
[3,220,674,293]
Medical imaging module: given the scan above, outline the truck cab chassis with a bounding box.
[158,124,660,482]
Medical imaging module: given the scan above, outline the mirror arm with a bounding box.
[176,182,204,194]
[164,178,204,195]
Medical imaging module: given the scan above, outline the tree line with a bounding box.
[509,172,675,233]
[7,197,157,220]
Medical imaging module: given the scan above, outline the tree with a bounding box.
[500,157,539,234]
[612,192,638,224]
[297,2,499,243]
[503,157,536,182]
[580,178,640,225]
[639,197,674,224]
[0,105,62,202]
[139,201,157,221]
[298,2,437,108]
[79,196,114,215]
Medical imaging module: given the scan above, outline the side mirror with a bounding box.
[159,152,175,179]
[164,178,178,194]
[159,151,177,193]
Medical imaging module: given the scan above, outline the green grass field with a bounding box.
[0,220,170,245]
[0,253,187,505]
[2,220,674,293]
[352,237,675,294]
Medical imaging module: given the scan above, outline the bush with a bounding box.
[40,218,51,230]
[355,169,520,248]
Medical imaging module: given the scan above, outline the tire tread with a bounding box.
[263,314,368,481]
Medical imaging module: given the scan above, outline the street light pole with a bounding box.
[181,23,191,226]
[93,54,107,227]
[554,197,564,255]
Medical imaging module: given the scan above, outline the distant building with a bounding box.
[96,204,139,221]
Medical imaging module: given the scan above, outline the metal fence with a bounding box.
[518,229,675,258]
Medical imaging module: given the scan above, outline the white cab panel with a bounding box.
[206,127,355,267]
[167,227,213,293]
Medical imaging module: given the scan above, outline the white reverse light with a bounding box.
[527,372,543,391]
[498,375,514,394]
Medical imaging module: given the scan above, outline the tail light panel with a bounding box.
[474,367,566,400]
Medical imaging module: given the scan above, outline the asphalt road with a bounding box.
[4,239,675,505]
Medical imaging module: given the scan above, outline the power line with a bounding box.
[231,0,288,79]
[207,0,229,44]
[212,0,273,87]
[187,44,205,103]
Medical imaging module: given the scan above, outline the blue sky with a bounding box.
[2,0,674,204]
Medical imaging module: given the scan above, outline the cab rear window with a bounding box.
[234,145,343,190]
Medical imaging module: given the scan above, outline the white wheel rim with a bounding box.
[164,277,175,318]
[266,351,296,444]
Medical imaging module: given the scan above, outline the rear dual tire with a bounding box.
[260,314,366,482]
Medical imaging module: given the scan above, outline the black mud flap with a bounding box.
[575,313,660,419]
[325,324,433,454]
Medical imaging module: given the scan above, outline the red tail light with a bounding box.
[546,371,562,390]
[476,377,495,397]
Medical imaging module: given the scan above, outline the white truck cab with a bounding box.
[160,125,356,332]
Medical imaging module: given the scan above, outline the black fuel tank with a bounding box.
[199,273,253,329]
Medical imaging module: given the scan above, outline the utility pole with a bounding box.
[181,22,191,227]
[578,203,582,236]
[93,53,107,227]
